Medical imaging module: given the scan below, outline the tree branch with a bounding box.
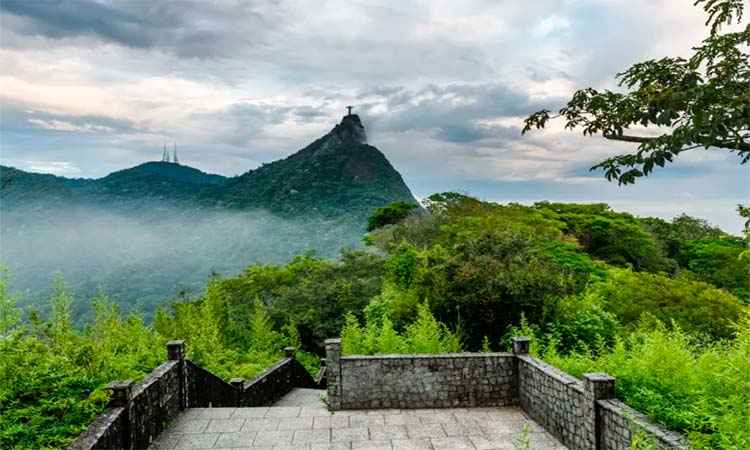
[603,132,750,152]
[602,133,656,144]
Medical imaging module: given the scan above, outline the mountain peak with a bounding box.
[219,114,415,217]
[330,113,367,144]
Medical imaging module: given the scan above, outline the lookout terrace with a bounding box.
[69,339,687,450]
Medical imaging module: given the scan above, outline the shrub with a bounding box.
[340,303,461,355]
[367,201,419,231]
[550,291,620,352]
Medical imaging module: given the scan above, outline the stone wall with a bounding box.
[68,407,127,450]
[185,361,239,407]
[239,348,318,407]
[69,359,183,450]
[325,339,516,410]
[598,399,688,450]
[326,336,688,450]
[69,343,318,450]
[517,354,588,449]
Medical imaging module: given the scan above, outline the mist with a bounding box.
[0,202,364,319]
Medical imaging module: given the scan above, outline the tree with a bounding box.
[523,0,749,184]
[367,201,419,231]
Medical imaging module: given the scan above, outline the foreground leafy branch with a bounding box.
[523,0,749,184]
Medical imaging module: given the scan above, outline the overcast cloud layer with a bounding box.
[0,0,747,233]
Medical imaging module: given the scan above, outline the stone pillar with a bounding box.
[106,380,133,407]
[230,378,245,407]
[166,340,187,409]
[167,340,185,361]
[106,380,133,449]
[324,338,341,409]
[511,337,530,404]
[284,346,296,358]
[583,373,616,450]
[512,336,530,355]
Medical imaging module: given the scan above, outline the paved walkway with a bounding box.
[150,389,567,450]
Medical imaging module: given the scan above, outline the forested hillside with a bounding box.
[1,194,748,449]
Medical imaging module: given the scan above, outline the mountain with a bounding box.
[215,114,415,218]
[1,114,414,217]
[0,114,416,316]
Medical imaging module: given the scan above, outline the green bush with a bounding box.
[367,201,419,231]
[549,291,620,352]
[341,303,461,355]
[677,238,750,302]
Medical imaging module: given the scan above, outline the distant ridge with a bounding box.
[1,114,416,217]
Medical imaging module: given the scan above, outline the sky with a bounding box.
[0,0,747,233]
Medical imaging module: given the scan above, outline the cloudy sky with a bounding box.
[1,0,747,233]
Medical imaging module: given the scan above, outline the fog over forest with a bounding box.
[1,203,361,319]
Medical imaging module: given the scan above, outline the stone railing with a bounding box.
[325,337,688,450]
[236,347,319,407]
[69,342,318,450]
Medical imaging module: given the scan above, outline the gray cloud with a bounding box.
[1,0,745,232]
[1,0,285,58]
[360,83,560,144]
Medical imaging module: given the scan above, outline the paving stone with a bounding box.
[441,421,483,437]
[430,436,475,450]
[384,415,421,426]
[349,414,385,428]
[294,429,332,444]
[331,427,369,443]
[351,440,392,450]
[310,443,351,450]
[314,415,350,429]
[300,406,334,417]
[265,407,302,418]
[213,431,257,448]
[390,439,432,450]
[405,423,446,439]
[191,408,236,419]
[207,419,246,433]
[174,433,219,449]
[253,430,294,446]
[471,434,515,450]
[278,417,314,431]
[148,403,571,450]
[417,412,457,425]
[368,425,408,440]
[171,419,210,434]
[241,418,280,432]
[231,408,269,418]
